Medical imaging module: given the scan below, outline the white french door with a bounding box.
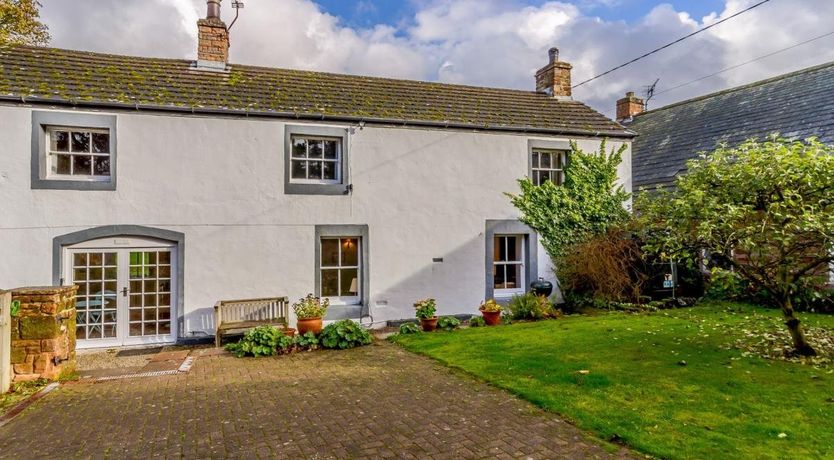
[65,237,177,349]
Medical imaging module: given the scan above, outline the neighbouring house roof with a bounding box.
[627,61,834,189]
[0,45,633,138]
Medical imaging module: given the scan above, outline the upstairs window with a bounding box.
[32,111,117,191]
[290,136,342,184]
[284,125,350,195]
[47,127,111,179]
[531,149,566,186]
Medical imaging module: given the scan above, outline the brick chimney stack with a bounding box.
[616,91,645,122]
[535,47,572,98]
[196,0,229,70]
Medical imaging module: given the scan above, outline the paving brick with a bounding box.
[0,342,636,459]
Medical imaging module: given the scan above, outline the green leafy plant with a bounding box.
[225,326,292,358]
[413,298,437,319]
[506,292,552,320]
[292,293,329,319]
[637,137,834,356]
[468,316,486,327]
[398,322,421,334]
[292,331,320,351]
[9,299,20,317]
[437,316,461,331]
[478,299,502,313]
[320,320,372,349]
[507,140,630,261]
[0,0,51,47]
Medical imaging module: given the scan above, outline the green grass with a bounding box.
[393,302,834,459]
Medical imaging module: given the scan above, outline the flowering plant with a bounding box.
[292,293,329,319]
[413,298,437,319]
[479,299,502,313]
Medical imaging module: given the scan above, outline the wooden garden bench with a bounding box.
[214,296,289,347]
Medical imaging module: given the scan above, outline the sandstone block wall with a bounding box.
[9,286,77,382]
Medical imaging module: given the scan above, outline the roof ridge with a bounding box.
[633,60,834,118]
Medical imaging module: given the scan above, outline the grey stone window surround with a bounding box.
[52,225,186,337]
[284,124,351,195]
[31,111,118,190]
[527,138,571,184]
[314,225,370,320]
[485,220,538,301]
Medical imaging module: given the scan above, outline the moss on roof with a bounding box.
[0,45,632,136]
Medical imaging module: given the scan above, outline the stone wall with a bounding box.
[9,286,77,382]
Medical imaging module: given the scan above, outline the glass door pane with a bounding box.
[72,251,118,340]
[128,250,173,337]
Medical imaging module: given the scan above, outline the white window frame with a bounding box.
[45,126,112,181]
[531,148,567,186]
[289,135,343,185]
[493,234,526,297]
[319,236,361,306]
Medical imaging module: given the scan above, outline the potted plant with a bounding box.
[479,299,502,325]
[414,298,438,331]
[293,293,329,335]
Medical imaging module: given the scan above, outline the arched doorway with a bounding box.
[53,226,184,349]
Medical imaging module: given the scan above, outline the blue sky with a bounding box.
[315,0,727,28]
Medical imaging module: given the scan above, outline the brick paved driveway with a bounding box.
[0,342,635,459]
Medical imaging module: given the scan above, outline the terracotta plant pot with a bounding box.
[420,316,438,332]
[283,328,296,337]
[296,317,323,335]
[480,310,501,326]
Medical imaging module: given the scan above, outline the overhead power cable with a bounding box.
[652,29,834,97]
[572,0,774,89]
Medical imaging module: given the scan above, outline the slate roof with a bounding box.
[627,61,834,189]
[0,45,632,138]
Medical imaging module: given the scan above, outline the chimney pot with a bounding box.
[535,46,572,98]
[616,91,645,122]
[548,47,559,64]
[207,0,221,19]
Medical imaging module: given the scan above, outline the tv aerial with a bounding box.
[229,1,244,30]
[643,78,659,110]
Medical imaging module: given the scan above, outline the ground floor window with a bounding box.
[320,237,361,305]
[493,235,525,296]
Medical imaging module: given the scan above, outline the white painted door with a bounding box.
[67,238,177,348]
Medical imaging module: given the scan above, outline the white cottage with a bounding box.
[0,1,634,348]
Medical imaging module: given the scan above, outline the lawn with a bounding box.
[393,302,834,459]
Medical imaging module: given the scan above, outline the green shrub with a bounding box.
[437,316,461,331]
[398,322,421,334]
[225,326,292,358]
[506,292,552,320]
[320,320,373,349]
[468,316,486,327]
[705,267,748,300]
[292,331,320,350]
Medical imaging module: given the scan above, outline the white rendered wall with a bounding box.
[0,105,631,337]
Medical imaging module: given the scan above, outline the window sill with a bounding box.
[32,177,116,191]
[324,304,363,321]
[285,182,349,195]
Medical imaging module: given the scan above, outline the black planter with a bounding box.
[530,277,553,297]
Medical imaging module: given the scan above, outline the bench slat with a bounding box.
[214,296,289,347]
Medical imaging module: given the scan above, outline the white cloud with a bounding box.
[38,0,834,117]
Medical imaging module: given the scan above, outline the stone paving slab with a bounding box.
[0,342,637,459]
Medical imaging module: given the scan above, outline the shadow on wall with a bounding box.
[180,227,561,334]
